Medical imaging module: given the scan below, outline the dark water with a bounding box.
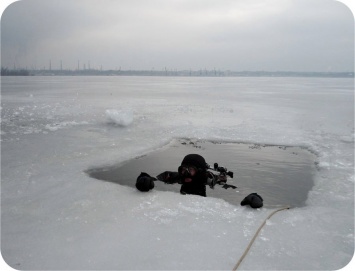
[86,139,317,208]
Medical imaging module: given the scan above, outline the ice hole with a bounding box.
[86,139,317,208]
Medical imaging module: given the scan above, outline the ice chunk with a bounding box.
[105,109,133,127]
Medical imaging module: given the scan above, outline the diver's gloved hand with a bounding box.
[136,172,155,192]
[240,193,263,208]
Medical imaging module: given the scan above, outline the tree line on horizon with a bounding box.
[1,67,30,76]
[1,66,353,78]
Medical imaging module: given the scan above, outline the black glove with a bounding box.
[136,172,155,192]
[241,193,263,208]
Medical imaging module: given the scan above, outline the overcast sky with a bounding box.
[1,0,354,72]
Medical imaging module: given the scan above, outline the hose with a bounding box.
[232,206,291,271]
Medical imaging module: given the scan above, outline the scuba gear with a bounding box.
[206,170,237,189]
[211,162,234,178]
[135,172,155,192]
[178,165,197,179]
[207,162,236,189]
[206,171,217,189]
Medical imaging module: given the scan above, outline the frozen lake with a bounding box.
[1,76,354,270]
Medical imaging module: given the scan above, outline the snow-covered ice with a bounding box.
[1,76,354,270]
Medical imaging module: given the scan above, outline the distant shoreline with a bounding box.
[1,68,353,78]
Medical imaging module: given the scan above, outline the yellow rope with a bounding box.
[232,206,291,271]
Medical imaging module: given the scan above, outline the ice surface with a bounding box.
[1,76,354,270]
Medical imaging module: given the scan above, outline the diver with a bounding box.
[135,153,263,208]
[176,153,209,197]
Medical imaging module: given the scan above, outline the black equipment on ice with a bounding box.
[135,172,155,192]
[240,193,263,208]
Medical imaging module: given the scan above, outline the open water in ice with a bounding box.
[87,138,317,208]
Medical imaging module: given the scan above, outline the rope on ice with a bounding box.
[233,206,291,271]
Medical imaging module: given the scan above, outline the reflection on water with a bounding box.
[86,139,317,208]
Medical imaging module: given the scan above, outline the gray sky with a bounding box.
[1,0,354,72]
